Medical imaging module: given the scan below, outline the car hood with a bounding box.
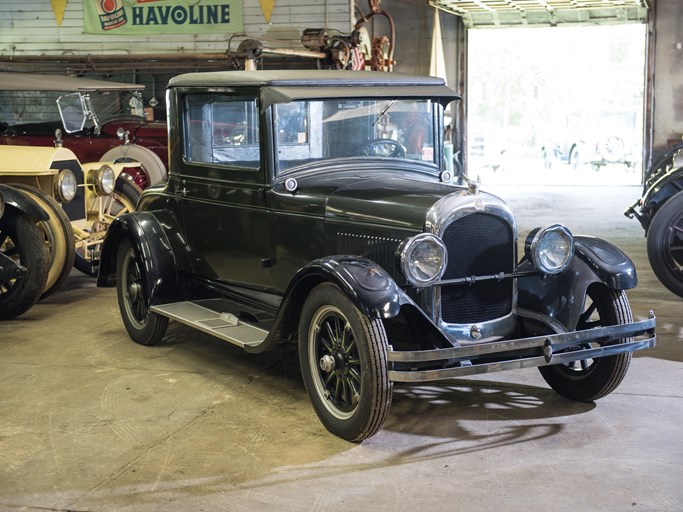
[324,173,461,231]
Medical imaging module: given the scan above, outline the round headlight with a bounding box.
[92,165,116,196]
[55,169,78,203]
[397,233,448,287]
[525,224,574,275]
[0,192,5,219]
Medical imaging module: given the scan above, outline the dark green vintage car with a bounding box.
[98,70,656,441]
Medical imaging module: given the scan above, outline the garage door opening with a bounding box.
[466,24,647,186]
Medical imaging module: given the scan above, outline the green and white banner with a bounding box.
[84,0,243,35]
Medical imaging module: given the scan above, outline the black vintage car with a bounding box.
[625,141,683,297]
[98,70,656,441]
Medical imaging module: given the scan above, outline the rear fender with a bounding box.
[518,235,636,330]
[0,184,49,222]
[97,210,191,306]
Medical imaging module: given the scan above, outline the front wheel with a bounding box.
[298,283,392,442]
[539,286,633,401]
[116,238,168,345]
[646,191,683,298]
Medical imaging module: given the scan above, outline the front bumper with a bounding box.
[387,314,656,382]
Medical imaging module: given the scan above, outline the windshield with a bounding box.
[87,90,145,122]
[0,89,146,134]
[274,98,439,174]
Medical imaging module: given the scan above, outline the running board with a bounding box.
[150,301,268,349]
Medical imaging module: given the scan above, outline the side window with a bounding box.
[183,94,260,169]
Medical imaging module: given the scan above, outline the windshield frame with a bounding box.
[271,96,445,177]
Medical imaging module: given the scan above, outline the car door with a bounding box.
[176,91,273,293]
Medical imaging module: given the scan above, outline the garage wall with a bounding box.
[0,0,352,55]
[651,0,683,156]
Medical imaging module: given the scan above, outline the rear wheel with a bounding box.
[116,238,168,345]
[11,185,75,297]
[0,209,50,319]
[298,283,391,441]
[646,191,683,298]
[539,286,632,401]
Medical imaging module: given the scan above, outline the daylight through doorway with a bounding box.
[466,24,647,186]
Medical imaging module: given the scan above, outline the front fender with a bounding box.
[0,184,49,222]
[518,236,636,330]
[97,210,191,306]
[246,255,409,354]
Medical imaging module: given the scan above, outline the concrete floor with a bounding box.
[1,183,682,512]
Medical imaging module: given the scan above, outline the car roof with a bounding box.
[0,72,145,92]
[168,70,460,108]
[169,70,447,88]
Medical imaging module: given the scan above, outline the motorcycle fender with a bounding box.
[518,235,636,330]
[0,184,49,222]
[97,210,191,306]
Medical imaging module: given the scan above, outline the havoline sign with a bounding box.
[84,0,243,35]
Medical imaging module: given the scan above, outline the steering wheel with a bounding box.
[357,138,406,158]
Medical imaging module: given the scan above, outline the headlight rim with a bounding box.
[525,223,574,275]
[0,192,5,219]
[55,169,78,203]
[89,164,116,196]
[397,232,448,287]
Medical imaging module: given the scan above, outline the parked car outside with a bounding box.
[0,183,50,319]
[0,72,168,189]
[625,140,683,297]
[0,145,141,295]
[98,70,656,442]
[542,110,639,172]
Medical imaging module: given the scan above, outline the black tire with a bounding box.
[116,238,168,345]
[646,191,683,298]
[11,185,75,298]
[298,283,392,442]
[0,209,50,319]
[539,286,633,402]
[75,177,141,276]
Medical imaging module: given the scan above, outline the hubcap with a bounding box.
[309,305,362,420]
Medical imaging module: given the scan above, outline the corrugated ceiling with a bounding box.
[429,0,649,27]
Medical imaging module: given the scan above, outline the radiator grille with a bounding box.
[440,213,514,324]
